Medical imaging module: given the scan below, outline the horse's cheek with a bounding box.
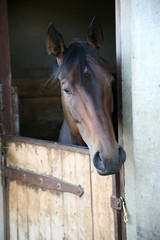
[63,95,78,122]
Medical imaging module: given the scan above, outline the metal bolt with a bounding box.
[40,178,43,184]
[117,201,120,207]
[57,183,61,189]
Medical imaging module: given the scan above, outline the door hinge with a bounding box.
[111,195,128,223]
[4,166,84,197]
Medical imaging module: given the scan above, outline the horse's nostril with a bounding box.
[118,146,126,163]
[93,151,105,171]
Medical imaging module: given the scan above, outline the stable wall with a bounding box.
[121,0,160,239]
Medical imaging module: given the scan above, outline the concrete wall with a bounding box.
[121,0,160,239]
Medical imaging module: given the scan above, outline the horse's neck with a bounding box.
[58,119,85,146]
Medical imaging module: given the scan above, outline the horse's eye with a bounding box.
[62,88,72,96]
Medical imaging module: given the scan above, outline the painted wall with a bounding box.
[121,0,160,239]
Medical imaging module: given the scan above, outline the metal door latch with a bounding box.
[111,195,128,223]
[120,197,128,223]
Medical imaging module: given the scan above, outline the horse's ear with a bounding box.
[47,23,66,63]
[87,17,104,51]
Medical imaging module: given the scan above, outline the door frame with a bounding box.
[0,1,13,239]
[0,0,126,239]
[112,0,126,239]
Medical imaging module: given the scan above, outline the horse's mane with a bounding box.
[53,40,106,82]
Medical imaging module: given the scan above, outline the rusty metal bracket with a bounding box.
[111,195,128,223]
[5,166,84,197]
[110,195,122,211]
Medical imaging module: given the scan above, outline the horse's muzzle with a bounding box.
[93,146,126,176]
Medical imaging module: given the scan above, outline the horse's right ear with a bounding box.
[47,23,66,64]
[87,17,104,52]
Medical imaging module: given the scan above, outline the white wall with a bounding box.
[121,0,160,239]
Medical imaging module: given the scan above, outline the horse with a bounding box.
[47,17,126,175]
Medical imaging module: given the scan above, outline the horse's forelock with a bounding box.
[53,41,105,83]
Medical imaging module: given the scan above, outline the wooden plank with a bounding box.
[61,150,79,239]
[9,181,18,240]
[6,135,89,157]
[17,184,28,240]
[74,152,93,239]
[12,78,61,98]
[39,189,52,239]
[7,142,52,175]
[61,150,93,240]
[91,164,115,240]
[27,187,40,240]
[49,148,64,240]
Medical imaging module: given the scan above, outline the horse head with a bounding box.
[47,17,126,175]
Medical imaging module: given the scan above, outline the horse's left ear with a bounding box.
[87,17,104,51]
[47,23,66,64]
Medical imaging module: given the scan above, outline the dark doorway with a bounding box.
[8,0,116,141]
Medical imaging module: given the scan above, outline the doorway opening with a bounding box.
[8,0,116,142]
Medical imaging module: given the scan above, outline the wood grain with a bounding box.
[27,187,40,240]
[17,184,28,240]
[7,140,114,239]
[9,181,17,240]
[91,164,115,240]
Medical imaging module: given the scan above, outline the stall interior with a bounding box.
[8,0,116,141]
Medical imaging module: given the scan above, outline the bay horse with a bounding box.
[47,17,126,175]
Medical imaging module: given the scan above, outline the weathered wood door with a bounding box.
[5,135,114,240]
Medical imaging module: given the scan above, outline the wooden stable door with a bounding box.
[6,136,114,240]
